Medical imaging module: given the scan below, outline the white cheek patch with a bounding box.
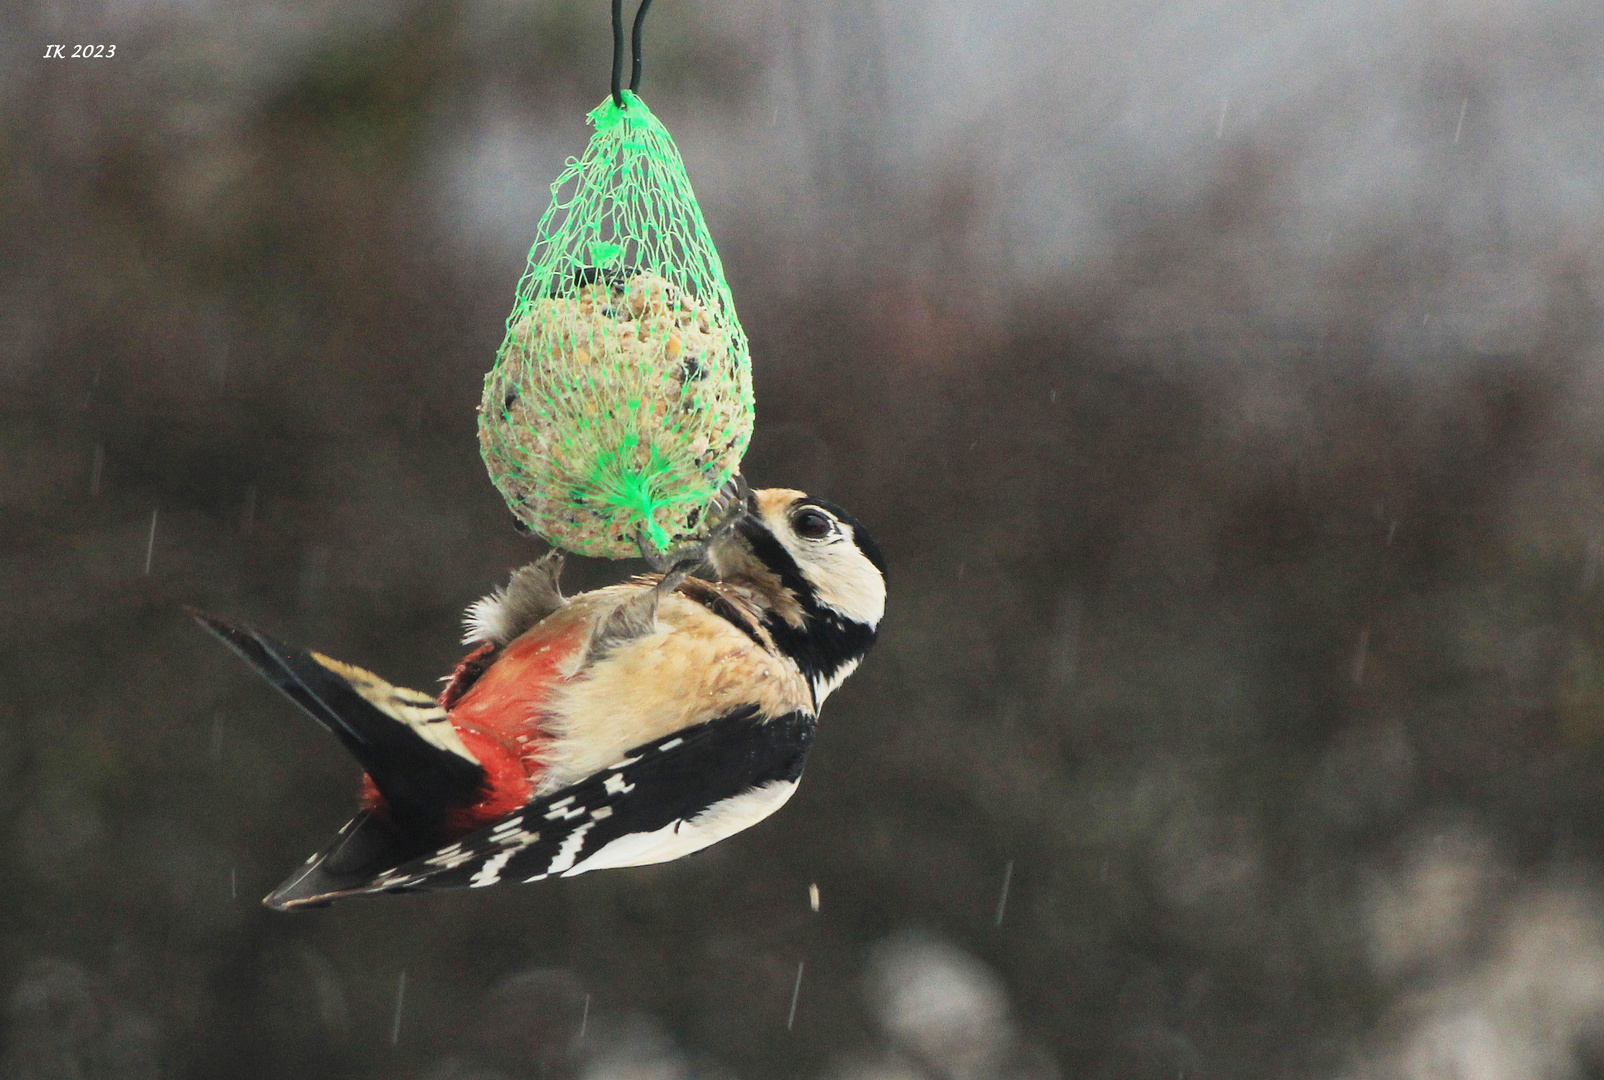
[774,526,886,629]
[560,780,800,877]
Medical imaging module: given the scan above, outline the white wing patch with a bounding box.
[542,821,597,877]
[544,799,587,821]
[563,779,799,876]
[469,848,517,888]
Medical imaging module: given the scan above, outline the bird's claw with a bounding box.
[705,473,751,530]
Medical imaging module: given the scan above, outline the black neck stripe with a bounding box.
[740,522,878,699]
[740,523,814,607]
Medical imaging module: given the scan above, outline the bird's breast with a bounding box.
[534,592,814,792]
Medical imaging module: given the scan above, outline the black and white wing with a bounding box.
[267,705,815,908]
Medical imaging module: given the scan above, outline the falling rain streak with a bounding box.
[1049,595,1082,701]
[786,962,804,1031]
[1453,97,1468,144]
[391,971,407,1045]
[809,882,820,912]
[578,993,590,1041]
[89,444,103,495]
[994,860,1014,927]
[1216,96,1229,139]
[143,510,158,575]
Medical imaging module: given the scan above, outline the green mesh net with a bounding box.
[479,90,754,560]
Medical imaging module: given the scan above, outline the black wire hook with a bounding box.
[611,0,655,107]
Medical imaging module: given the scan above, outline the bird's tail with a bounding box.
[190,611,489,837]
[260,810,420,910]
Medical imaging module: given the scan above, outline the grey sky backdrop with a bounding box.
[5,1,1604,1078]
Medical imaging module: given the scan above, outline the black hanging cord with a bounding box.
[611,0,654,107]
[630,0,654,92]
[611,0,626,106]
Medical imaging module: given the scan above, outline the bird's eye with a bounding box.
[793,508,835,540]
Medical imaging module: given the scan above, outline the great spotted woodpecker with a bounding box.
[194,486,886,909]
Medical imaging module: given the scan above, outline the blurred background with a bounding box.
[7,0,1604,1076]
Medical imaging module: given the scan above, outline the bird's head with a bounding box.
[709,487,886,703]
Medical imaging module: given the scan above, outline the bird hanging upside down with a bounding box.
[193,485,886,909]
